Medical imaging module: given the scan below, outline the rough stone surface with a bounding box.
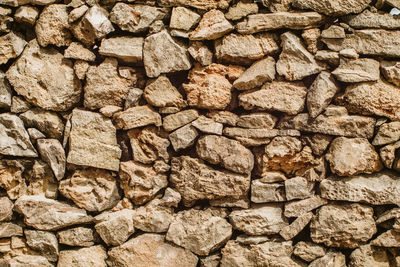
[293,0,372,16]
[0,197,13,221]
[20,109,64,140]
[349,244,390,267]
[233,57,276,90]
[373,121,400,146]
[332,58,380,82]
[37,139,65,180]
[99,37,143,63]
[381,60,400,87]
[308,251,346,267]
[0,32,26,65]
[57,227,95,247]
[190,9,233,40]
[169,124,199,151]
[170,7,200,30]
[113,105,162,130]
[280,212,313,240]
[144,75,184,108]
[0,71,11,109]
[58,245,107,267]
[293,241,326,262]
[25,230,58,262]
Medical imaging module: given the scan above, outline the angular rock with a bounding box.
[110,3,168,33]
[371,229,400,247]
[188,41,213,66]
[166,209,232,256]
[207,110,239,126]
[37,139,65,180]
[277,32,323,81]
[0,222,22,237]
[170,156,250,207]
[0,113,37,157]
[225,1,258,20]
[183,64,232,110]
[99,37,143,63]
[237,113,277,129]
[215,33,279,64]
[302,28,322,54]
[73,60,89,80]
[108,234,198,267]
[251,180,285,203]
[144,75,184,107]
[310,203,376,248]
[14,195,92,231]
[293,241,326,262]
[380,140,400,169]
[293,0,372,16]
[119,160,167,205]
[59,168,120,212]
[280,212,313,240]
[169,124,199,151]
[284,196,328,217]
[163,109,199,132]
[344,9,400,29]
[315,50,340,65]
[67,109,121,171]
[0,71,11,109]
[239,81,307,115]
[170,7,200,30]
[325,137,382,176]
[6,39,81,111]
[320,171,400,205]
[0,32,26,65]
[200,254,221,267]
[68,5,88,23]
[332,58,380,82]
[190,9,233,40]
[64,42,95,62]
[237,12,325,34]
[285,176,314,200]
[35,4,71,47]
[307,71,340,118]
[233,57,276,90]
[7,255,53,267]
[322,30,400,57]
[143,30,191,77]
[15,6,39,25]
[20,109,64,140]
[278,112,376,139]
[25,230,58,262]
[113,105,162,130]
[349,244,390,267]
[0,197,12,221]
[58,245,107,267]
[57,227,95,247]
[373,122,400,146]
[10,96,31,113]
[192,116,223,135]
[381,60,400,87]
[309,251,346,267]
[229,204,288,235]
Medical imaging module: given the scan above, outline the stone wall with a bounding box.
[0,0,400,266]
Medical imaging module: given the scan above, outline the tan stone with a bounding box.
[0,222,22,237]
[0,32,26,65]
[183,64,232,110]
[144,75,184,107]
[64,42,95,62]
[373,122,400,146]
[20,109,64,140]
[8,255,53,267]
[225,1,258,20]
[170,156,250,207]
[169,124,199,151]
[190,9,233,40]
[119,160,167,205]
[196,135,254,174]
[163,109,199,132]
[99,37,143,63]
[15,6,39,25]
[237,12,325,34]
[233,57,276,90]
[380,141,400,169]
[200,254,221,267]
[293,0,372,16]
[67,109,121,172]
[239,81,307,115]
[332,58,380,82]
[0,197,12,221]
[0,71,11,109]
[6,39,81,111]
[310,203,376,248]
[207,110,239,126]
[113,105,162,130]
[293,241,326,262]
[57,227,95,247]
[381,60,400,87]
[251,181,285,203]
[68,5,88,23]
[284,196,328,217]
[166,208,232,256]
[58,245,107,267]
[344,9,400,30]
[285,177,314,200]
[25,230,58,262]
[371,229,400,247]
[170,7,200,30]
[188,41,213,66]
[35,4,71,47]
[158,0,231,9]
[309,251,346,267]
[302,28,322,54]
[37,139,65,180]
[108,234,198,267]
[237,113,277,129]
[10,96,30,114]
[349,244,390,267]
[73,60,89,80]
[315,50,340,65]
[14,195,92,231]
[280,212,313,240]
[192,116,223,135]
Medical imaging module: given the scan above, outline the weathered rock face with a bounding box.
[20,109,64,140]
[99,37,143,63]
[37,139,65,180]
[144,76,184,108]
[57,227,95,247]
[58,245,108,267]
[332,58,380,82]
[0,32,26,65]
[113,105,162,130]
[349,244,390,267]
[293,0,372,16]
[233,57,276,90]
[25,230,58,262]
[108,234,198,267]
[6,39,81,111]
[310,203,376,248]
[190,9,233,40]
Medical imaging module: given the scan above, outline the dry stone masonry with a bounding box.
[2,0,400,266]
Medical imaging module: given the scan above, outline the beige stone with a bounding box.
[237,113,277,129]
[310,203,376,248]
[0,197,12,221]
[332,58,380,82]
[284,196,328,217]
[14,195,92,231]
[196,135,254,174]
[349,244,390,267]
[20,109,64,140]
[237,12,325,34]
[6,39,81,111]
[170,7,200,30]
[166,209,232,256]
[64,42,95,62]
[373,122,400,146]
[192,116,223,135]
[108,234,198,267]
[57,227,95,247]
[285,177,314,200]
[344,9,400,29]
[321,25,346,39]
[239,81,307,115]
[119,160,167,205]
[8,255,53,267]
[163,109,199,132]
[233,57,276,90]
[58,245,107,267]
[225,1,258,20]
[200,254,220,267]
[293,241,326,262]
[0,32,26,65]
[144,76,184,107]
[320,171,400,205]
[25,230,58,262]
[302,28,322,54]
[169,124,199,151]
[67,109,121,171]
[215,33,279,65]
[68,5,88,23]
[0,71,11,109]
[207,110,239,126]
[308,251,346,267]
[0,222,22,237]
[37,139,65,180]
[371,229,400,247]
[99,37,143,63]
[188,41,213,66]
[35,4,71,47]
[158,0,231,9]
[170,156,250,207]
[113,105,162,130]
[73,60,89,80]
[10,96,33,113]
[280,212,313,240]
[315,50,340,65]
[293,0,372,16]
[143,30,191,77]
[190,9,233,40]
[15,6,39,25]
[251,181,285,203]
[381,60,400,87]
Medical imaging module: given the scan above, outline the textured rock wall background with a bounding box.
[1,0,400,266]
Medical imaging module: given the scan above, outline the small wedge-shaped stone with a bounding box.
[0,71,11,109]
[14,195,92,231]
[293,241,326,262]
[169,124,199,151]
[278,113,376,139]
[237,113,277,129]
[309,251,346,267]
[325,137,382,176]
[373,122,400,146]
[108,234,198,267]
[284,196,328,217]
[0,113,37,157]
[20,109,64,140]
[192,116,223,135]
[344,9,400,29]
[113,105,162,130]
[58,245,107,267]
[25,230,58,262]
[37,139,65,180]
[322,30,400,57]
[233,57,276,90]
[229,204,288,235]
[59,168,120,212]
[166,208,232,256]
[170,156,250,207]
[280,212,313,240]
[99,37,143,63]
[196,135,254,174]
[7,255,53,267]
[190,9,233,40]
[170,7,200,30]
[0,197,12,221]
[307,71,340,118]
[0,222,22,237]
[349,244,390,267]
[225,1,258,20]
[6,39,81,111]
[0,32,26,65]
[310,203,376,248]
[67,109,121,171]
[251,180,285,203]
[237,12,325,34]
[163,109,199,132]
[293,0,372,16]
[143,30,191,77]
[239,81,307,115]
[144,75,184,107]
[320,171,400,205]
[57,227,95,247]
[332,58,379,82]
[381,61,400,87]
[64,42,95,61]
[277,32,323,81]
[371,229,400,247]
